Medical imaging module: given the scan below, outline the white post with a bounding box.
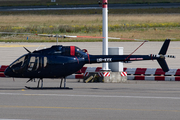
[102,0,109,70]
[108,47,124,72]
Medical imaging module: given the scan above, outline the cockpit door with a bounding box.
[28,56,37,71]
[28,56,43,71]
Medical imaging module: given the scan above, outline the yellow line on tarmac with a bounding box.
[0,44,45,48]
[0,105,180,113]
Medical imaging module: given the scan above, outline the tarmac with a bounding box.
[0,41,180,120]
[0,78,180,120]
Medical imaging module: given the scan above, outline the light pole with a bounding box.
[102,0,109,70]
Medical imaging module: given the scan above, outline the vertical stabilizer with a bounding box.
[158,39,170,55]
[157,39,171,72]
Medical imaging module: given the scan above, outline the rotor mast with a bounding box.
[102,0,109,70]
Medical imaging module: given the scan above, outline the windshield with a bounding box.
[9,55,29,73]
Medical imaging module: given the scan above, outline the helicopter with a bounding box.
[4,39,175,89]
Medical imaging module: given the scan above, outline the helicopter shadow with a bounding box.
[24,86,73,90]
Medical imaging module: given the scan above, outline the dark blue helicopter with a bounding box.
[4,39,175,89]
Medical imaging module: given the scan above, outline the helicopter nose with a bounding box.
[4,67,13,77]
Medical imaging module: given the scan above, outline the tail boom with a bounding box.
[85,39,174,72]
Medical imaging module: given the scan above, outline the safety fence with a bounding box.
[0,65,8,77]
[76,67,180,76]
[74,67,180,81]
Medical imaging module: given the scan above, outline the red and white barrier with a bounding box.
[98,72,110,77]
[124,68,180,76]
[128,75,180,81]
[0,65,8,72]
[0,73,5,77]
[76,67,102,74]
[0,65,8,77]
[66,74,83,79]
[77,67,180,76]
[84,72,89,77]
[121,72,127,76]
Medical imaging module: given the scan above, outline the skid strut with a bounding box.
[25,77,72,89]
[37,78,43,88]
[60,77,67,89]
[26,78,36,83]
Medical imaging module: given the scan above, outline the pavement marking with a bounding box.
[0,119,29,120]
[0,44,45,48]
[0,92,180,100]
[0,105,180,113]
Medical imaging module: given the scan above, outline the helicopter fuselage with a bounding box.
[4,40,172,79]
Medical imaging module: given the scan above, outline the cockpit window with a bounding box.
[9,55,28,73]
[44,57,47,68]
[75,47,82,51]
[75,47,84,57]
[62,46,70,56]
[54,47,62,54]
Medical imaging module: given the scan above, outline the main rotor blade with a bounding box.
[23,47,31,53]
[36,34,146,41]
[0,32,146,41]
[108,37,146,41]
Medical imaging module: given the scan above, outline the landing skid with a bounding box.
[25,77,72,90]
